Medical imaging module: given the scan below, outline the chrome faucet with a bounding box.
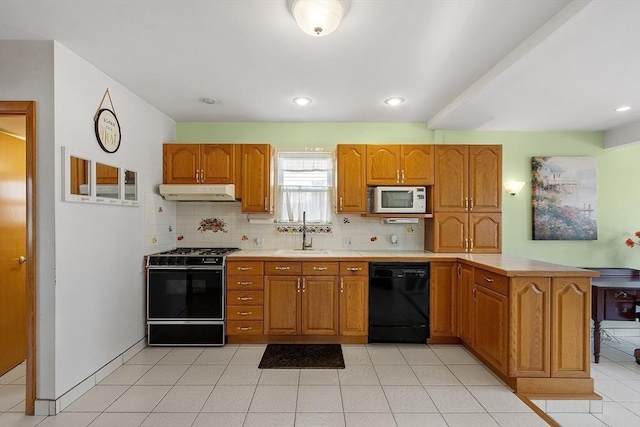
[302,211,312,250]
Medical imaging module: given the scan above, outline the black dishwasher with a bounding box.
[369,262,429,343]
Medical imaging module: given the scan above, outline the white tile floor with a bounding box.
[0,336,639,427]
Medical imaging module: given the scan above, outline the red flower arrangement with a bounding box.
[625,231,640,248]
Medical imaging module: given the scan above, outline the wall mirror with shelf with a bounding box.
[95,162,120,200]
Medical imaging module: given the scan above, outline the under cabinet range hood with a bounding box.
[158,184,236,201]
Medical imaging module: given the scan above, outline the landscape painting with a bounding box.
[532,156,597,240]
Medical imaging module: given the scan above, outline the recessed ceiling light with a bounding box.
[615,106,631,112]
[293,97,312,106]
[384,97,405,106]
[200,97,220,105]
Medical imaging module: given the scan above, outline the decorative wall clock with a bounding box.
[94,89,121,153]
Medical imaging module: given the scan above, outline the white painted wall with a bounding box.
[0,40,57,399]
[52,42,174,396]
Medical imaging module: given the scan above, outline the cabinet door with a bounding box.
[302,277,338,335]
[264,276,299,335]
[434,145,468,212]
[401,145,434,185]
[366,145,400,185]
[551,278,590,378]
[431,213,468,252]
[241,144,272,213]
[339,276,368,336]
[336,144,367,213]
[163,144,200,184]
[469,145,501,212]
[458,264,474,345]
[201,144,234,184]
[510,278,550,377]
[429,262,457,338]
[469,213,501,253]
[475,285,509,375]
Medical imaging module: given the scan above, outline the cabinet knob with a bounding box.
[614,291,628,298]
[18,256,26,264]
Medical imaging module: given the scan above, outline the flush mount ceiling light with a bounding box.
[615,106,632,112]
[199,97,220,105]
[384,97,405,106]
[287,0,350,37]
[293,97,312,106]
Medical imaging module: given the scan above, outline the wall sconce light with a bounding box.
[504,181,526,196]
[287,0,350,37]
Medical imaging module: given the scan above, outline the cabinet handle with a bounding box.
[275,266,290,270]
[340,278,344,293]
[465,197,469,209]
[195,170,199,182]
[622,308,629,314]
[469,239,473,252]
[396,170,400,183]
[464,238,469,251]
[484,277,494,283]
[457,265,461,276]
[614,291,628,298]
[237,311,252,316]
[313,266,328,271]
[297,277,301,293]
[237,327,252,331]
[237,267,253,271]
[264,197,268,211]
[238,297,253,301]
[339,197,343,210]
[401,170,405,183]
[238,281,253,286]
[200,169,205,182]
[302,277,306,292]
[473,286,477,300]
[469,198,473,210]
[346,267,362,272]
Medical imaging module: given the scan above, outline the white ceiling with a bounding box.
[0,0,638,132]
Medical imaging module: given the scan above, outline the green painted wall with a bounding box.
[177,122,640,269]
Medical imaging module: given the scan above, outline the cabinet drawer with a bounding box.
[227,276,264,291]
[604,289,638,300]
[227,290,263,305]
[303,262,339,276]
[474,268,508,296]
[265,261,302,275]
[340,262,368,276]
[227,321,263,335]
[227,305,264,320]
[227,261,264,276]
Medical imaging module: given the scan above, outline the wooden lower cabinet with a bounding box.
[264,276,300,335]
[301,277,339,335]
[226,261,264,336]
[457,264,474,345]
[474,285,508,375]
[429,262,458,339]
[339,271,369,336]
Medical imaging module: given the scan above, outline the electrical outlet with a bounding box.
[254,237,264,248]
[342,237,352,248]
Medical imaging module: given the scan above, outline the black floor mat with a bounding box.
[258,344,345,369]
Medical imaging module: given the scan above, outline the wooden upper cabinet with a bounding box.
[336,145,367,213]
[469,213,502,253]
[367,145,434,185]
[163,143,234,184]
[428,212,467,253]
[434,145,501,212]
[241,144,273,213]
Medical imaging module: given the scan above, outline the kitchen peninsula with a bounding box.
[226,249,599,399]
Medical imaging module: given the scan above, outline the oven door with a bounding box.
[147,268,224,320]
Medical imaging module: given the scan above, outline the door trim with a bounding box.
[0,101,36,415]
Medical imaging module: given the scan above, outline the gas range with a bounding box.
[146,247,239,268]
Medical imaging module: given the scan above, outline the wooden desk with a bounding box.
[590,268,640,363]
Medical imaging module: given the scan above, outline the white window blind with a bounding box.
[276,152,334,224]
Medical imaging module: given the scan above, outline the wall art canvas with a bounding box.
[532,156,597,240]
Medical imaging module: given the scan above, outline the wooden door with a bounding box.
[510,278,550,377]
[432,213,467,252]
[469,213,502,253]
[241,144,272,213]
[0,131,27,375]
[475,285,509,375]
[302,277,338,335]
[469,145,501,212]
[264,276,299,335]
[551,278,590,378]
[458,264,474,345]
[163,144,199,184]
[366,145,400,185]
[336,145,367,213]
[429,262,457,338]
[201,144,234,184]
[434,145,468,212]
[339,276,368,336]
[401,145,434,185]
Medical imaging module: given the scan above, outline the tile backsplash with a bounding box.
[169,201,424,251]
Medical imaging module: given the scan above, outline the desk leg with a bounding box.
[593,320,601,363]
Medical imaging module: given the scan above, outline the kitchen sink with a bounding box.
[275,249,332,256]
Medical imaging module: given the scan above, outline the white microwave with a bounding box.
[372,186,426,214]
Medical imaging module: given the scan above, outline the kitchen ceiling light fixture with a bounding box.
[615,105,632,112]
[293,97,312,106]
[287,0,350,37]
[384,97,405,106]
[199,97,220,105]
[504,181,526,196]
